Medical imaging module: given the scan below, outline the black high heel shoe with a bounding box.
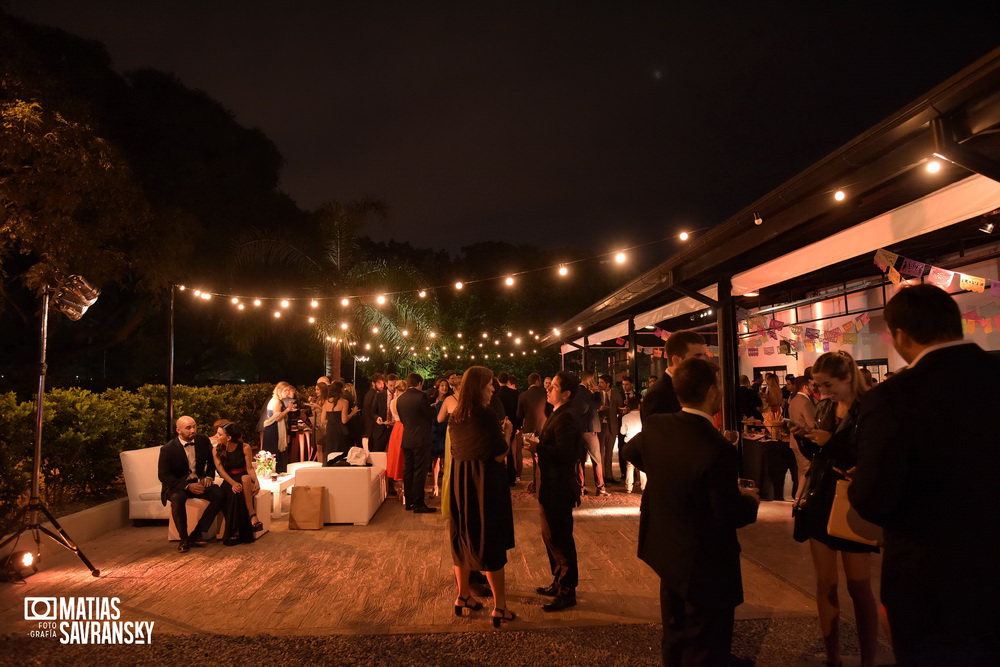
[491,608,516,628]
[454,596,483,616]
[250,514,264,531]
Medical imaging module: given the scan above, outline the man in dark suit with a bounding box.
[158,415,224,553]
[527,370,585,612]
[851,284,1000,666]
[597,374,624,482]
[623,358,758,666]
[362,372,385,450]
[396,372,437,513]
[517,373,548,492]
[640,330,707,420]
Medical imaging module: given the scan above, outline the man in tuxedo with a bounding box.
[640,330,707,420]
[623,358,759,666]
[158,415,224,553]
[596,375,624,483]
[528,370,585,611]
[396,372,437,513]
[851,284,1000,666]
[362,372,385,449]
[370,373,397,453]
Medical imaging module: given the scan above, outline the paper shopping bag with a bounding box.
[289,485,325,530]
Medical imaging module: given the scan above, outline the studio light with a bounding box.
[979,220,995,234]
[53,275,100,321]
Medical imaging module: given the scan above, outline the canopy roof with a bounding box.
[551,47,1000,351]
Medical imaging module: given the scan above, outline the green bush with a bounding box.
[0,383,274,535]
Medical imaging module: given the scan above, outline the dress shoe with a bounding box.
[535,583,559,597]
[596,487,610,497]
[542,595,577,612]
[412,505,438,514]
[177,541,190,553]
[404,504,414,511]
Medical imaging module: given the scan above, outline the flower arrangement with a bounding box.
[253,450,276,478]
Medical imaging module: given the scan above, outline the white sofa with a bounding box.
[294,452,387,525]
[120,446,171,520]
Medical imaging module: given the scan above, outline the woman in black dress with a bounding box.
[792,351,879,667]
[447,366,516,627]
[212,422,263,546]
[324,381,359,457]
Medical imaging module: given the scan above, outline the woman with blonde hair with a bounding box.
[385,379,407,500]
[791,351,879,667]
[447,366,516,627]
[262,381,294,473]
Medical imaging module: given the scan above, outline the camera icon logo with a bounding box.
[24,597,58,621]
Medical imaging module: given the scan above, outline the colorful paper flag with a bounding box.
[964,319,976,334]
[874,249,899,271]
[748,348,759,357]
[822,342,831,352]
[927,266,954,290]
[615,337,626,346]
[790,325,802,336]
[842,320,856,333]
[763,347,775,355]
[899,257,927,277]
[767,329,778,340]
[991,281,1000,298]
[769,318,785,330]
[805,328,820,340]
[843,332,858,345]
[959,274,987,293]
[888,267,902,285]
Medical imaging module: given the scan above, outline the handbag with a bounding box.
[827,478,883,546]
[289,485,325,530]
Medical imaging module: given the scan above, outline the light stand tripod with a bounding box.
[0,280,100,578]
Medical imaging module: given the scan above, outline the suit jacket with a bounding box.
[158,434,216,505]
[851,343,1000,644]
[570,385,600,433]
[622,411,758,608]
[497,386,520,431]
[516,385,548,434]
[640,372,680,420]
[396,387,436,449]
[598,388,624,435]
[362,387,379,440]
[536,403,585,508]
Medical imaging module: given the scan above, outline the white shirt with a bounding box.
[620,411,643,442]
[180,439,197,479]
[681,407,715,426]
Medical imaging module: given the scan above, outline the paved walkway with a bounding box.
[1,465,895,665]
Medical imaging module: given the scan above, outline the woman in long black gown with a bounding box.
[212,422,263,546]
[447,366,516,627]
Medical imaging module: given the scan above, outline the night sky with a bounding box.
[7,2,1000,254]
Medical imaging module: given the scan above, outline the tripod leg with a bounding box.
[33,503,100,577]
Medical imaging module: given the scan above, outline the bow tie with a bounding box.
[183,441,194,448]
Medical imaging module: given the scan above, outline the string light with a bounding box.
[505,276,515,286]
[418,290,427,298]
[558,265,569,276]
[834,190,846,201]
[455,281,464,290]
[926,160,941,173]
[310,299,319,308]
[376,294,387,305]
[273,311,281,318]
[253,299,262,307]
[308,316,316,324]
[679,231,690,241]
[231,297,239,305]
[280,299,290,308]
[341,297,350,306]
[614,251,627,264]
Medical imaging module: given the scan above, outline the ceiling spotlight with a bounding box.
[834,190,846,201]
[558,265,568,276]
[614,251,627,264]
[753,212,763,226]
[926,160,942,174]
[980,221,995,234]
[743,290,760,297]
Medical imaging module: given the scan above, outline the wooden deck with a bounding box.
[2,465,868,639]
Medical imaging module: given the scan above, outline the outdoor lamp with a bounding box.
[2,550,37,581]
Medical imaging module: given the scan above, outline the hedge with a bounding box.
[0,383,275,535]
